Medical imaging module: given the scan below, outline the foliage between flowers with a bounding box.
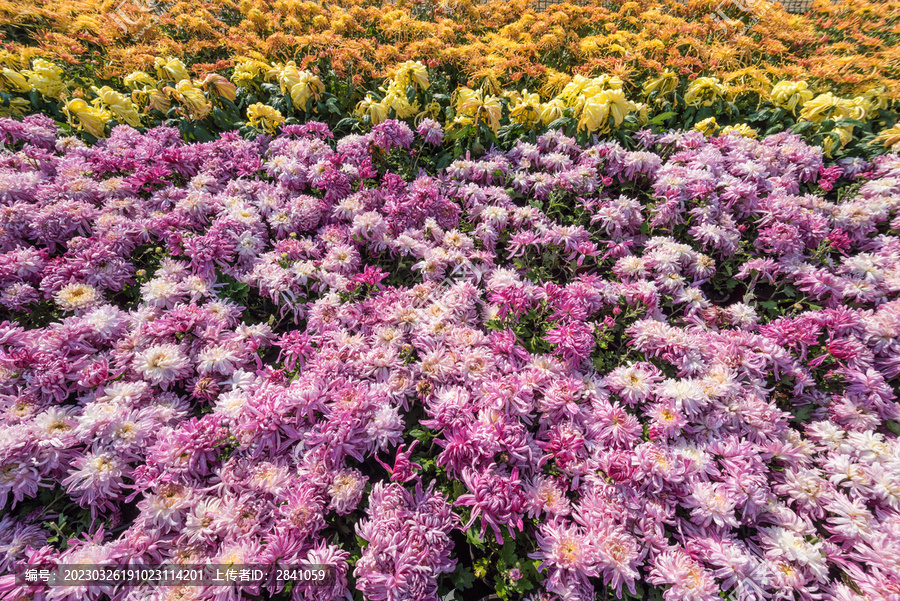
[0,114,899,601]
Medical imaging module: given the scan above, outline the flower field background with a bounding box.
[0,1,899,601]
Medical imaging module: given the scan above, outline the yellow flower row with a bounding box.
[1,53,894,154]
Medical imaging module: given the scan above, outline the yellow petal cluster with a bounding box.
[684,77,726,108]
[165,80,212,121]
[454,87,503,132]
[247,103,285,134]
[693,117,719,136]
[799,92,852,123]
[92,86,142,127]
[871,124,900,152]
[22,60,66,98]
[770,81,814,114]
[63,98,110,138]
[274,63,325,111]
[154,58,191,83]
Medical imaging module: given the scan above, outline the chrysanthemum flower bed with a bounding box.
[0,114,899,601]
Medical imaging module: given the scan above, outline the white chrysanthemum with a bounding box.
[727,302,759,328]
[197,344,239,376]
[658,379,709,415]
[235,231,264,258]
[365,404,403,450]
[183,497,222,544]
[845,431,890,462]
[133,344,190,387]
[97,381,149,406]
[770,528,828,581]
[81,304,126,339]
[215,390,248,417]
[700,364,738,399]
[481,206,509,227]
[54,282,102,312]
[616,256,648,278]
[66,451,123,494]
[141,277,184,307]
[143,484,190,530]
[328,469,366,514]
[806,421,845,450]
[32,407,78,444]
[180,275,210,300]
[688,481,738,528]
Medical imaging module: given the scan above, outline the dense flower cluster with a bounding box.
[3,0,900,98]
[0,1,898,158]
[0,113,898,601]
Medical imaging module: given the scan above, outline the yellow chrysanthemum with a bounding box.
[694,117,719,136]
[136,88,172,114]
[871,124,900,152]
[199,73,237,102]
[276,66,325,111]
[578,94,611,133]
[0,97,30,118]
[0,69,29,93]
[154,57,190,83]
[643,71,678,99]
[166,80,212,121]
[720,123,758,138]
[63,98,110,138]
[231,60,270,88]
[799,92,852,123]
[92,86,142,127]
[769,80,814,114]
[604,89,636,127]
[822,126,853,157]
[509,89,542,128]
[123,71,157,90]
[383,88,419,119]
[22,59,66,98]
[539,98,566,126]
[845,97,867,121]
[861,86,888,112]
[633,101,650,126]
[393,61,429,91]
[355,94,388,125]
[416,100,442,122]
[455,87,502,132]
[246,103,285,134]
[684,77,726,108]
[541,70,571,98]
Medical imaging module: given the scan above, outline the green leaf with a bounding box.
[334,117,358,130]
[791,404,814,423]
[445,124,472,140]
[451,566,475,591]
[409,428,433,442]
[835,118,866,128]
[650,111,676,125]
[466,527,485,549]
[640,220,650,236]
[546,117,570,130]
[791,120,814,134]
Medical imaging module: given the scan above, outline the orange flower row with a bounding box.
[0,0,898,102]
